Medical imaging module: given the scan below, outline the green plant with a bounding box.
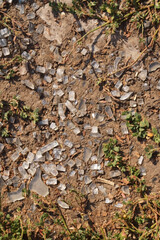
[103,139,126,172]
[123,112,150,139]
[152,127,160,144]
[0,97,40,137]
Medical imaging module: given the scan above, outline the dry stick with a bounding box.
[105,27,160,78]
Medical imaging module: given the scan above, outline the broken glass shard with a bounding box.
[83,147,92,162]
[8,183,25,203]
[29,168,49,197]
[57,199,69,209]
[38,141,59,155]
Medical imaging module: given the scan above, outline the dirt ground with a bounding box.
[0,0,160,238]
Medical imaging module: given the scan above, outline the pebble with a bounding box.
[38,141,59,155]
[65,100,77,115]
[56,67,64,82]
[120,92,133,101]
[27,12,36,20]
[115,80,122,89]
[109,170,121,178]
[115,203,123,208]
[84,175,92,185]
[36,66,46,74]
[105,198,113,204]
[57,199,69,209]
[157,80,160,90]
[0,143,4,153]
[138,70,147,81]
[121,122,128,135]
[22,80,34,90]
[138,156,144,165]
[148,62,160,72]
[111,90,120,97]
[2,47,10,56]
[121,186,130,195]
[69,91,75,101]
[0,39,7,47]
[36,24,44,34]
[46,178,57,185]
[81,48,88,55]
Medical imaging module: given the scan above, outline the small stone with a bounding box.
[111,90,120,98]
[69,91,75,101]
[57,183,66,191]
[29,168,49,197]
[18,166,30,179]
[121,186,130,195]
[57,165,66,172]
[106,128,113,136]
[105,106,115,120]
[36,24,44,34]
[0,143,4,153]
[49,69,56,76]
[90,164,101,170]
[137,98,144,105]
[143,83,150,91]
[38,119,49,126]
[130,100,137,107]
[46,178,57,185]
[109,170,121,178]
[156,80,160,90]
[148,62,160,72]
[57,199,69,209]
[84,175,92,185]
[138,70,147,81]
[138,156,144,165]
[44,75,52,83]
[11,151,20,162]
[22,80,34,90]
[2,47,10,56]
[21,51,31,60]
[8,183,25,203]
[56,67,64,82]
[38,141,59,155]
[83,147,92,162]
[115,203,123,208]
[0,39,7,47]
[36,66,46,74]
[121,122,128,135]
[140,167,146,176]
[105,198,113,204]
[58,103,66,121]
[115,80,122,89]
[27,152,34,163]
[27,12,35,20]
[65,100,77,115]
[64,139,73,148]
[0,28,10,37]
[67,160,75,168]
[120,92,133,101]
[81,48,88,55]
[122,85,130,92]
[50,122,58,130]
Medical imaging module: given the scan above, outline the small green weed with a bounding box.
[103,139,147,195]
[122,112,150,139]
[0,96,40,137]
